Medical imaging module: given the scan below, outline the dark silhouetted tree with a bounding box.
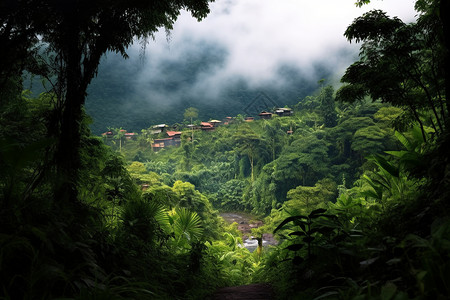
[0,0,213,202]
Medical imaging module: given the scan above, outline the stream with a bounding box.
[220,212,277,252]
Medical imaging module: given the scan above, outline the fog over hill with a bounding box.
[85,47,339,134]
[84,0,416,134]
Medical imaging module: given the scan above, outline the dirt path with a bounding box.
[208,283,274,300]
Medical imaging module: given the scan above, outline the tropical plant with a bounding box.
[273,208,343,262]
[121,198,169,245]
[170,207,204,249]
[234,124,269,182]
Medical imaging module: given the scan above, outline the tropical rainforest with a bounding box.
[1,0,450,299]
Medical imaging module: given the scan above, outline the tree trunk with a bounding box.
[409,104,427,142]
[54,14,85,203]
[441,0,450,121]
[250,155,254,182]
[55,62,84,203]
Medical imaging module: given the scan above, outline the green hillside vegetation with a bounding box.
[106,86,401,216]
[84,51,330,135]
[1,0,450,299]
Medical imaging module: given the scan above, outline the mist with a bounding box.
[86,0,417,133]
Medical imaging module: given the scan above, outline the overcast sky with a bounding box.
[144,0,416,83]
[100,0,418,112]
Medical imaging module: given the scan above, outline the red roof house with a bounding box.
[201,122,215,131]
[258,111,273,119]
[151,137,181,151]
[124,132,137,140]
[166,131,182,138]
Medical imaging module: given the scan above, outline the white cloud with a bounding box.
[127,0,417,105]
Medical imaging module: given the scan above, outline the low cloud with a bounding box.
[89,0,417,129]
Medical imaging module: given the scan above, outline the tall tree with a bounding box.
[354,0,450,122]
[1,0,213,202]
[234,124,267,182]
[338,4,449,139]
[184,107,199,124]
[318,85,337,127]
[184,107,199,141]
[263,119,285,162]
[286,178,336,215]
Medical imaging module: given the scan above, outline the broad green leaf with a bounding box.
[360,190,381,200]
[372,154,399,177]
[394,131,413,151]
[289,231,306,237]
[309,208,327,218]
[274,215,308,233]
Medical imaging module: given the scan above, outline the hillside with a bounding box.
[85,48,335,134]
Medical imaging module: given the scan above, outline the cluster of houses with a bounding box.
[101,107,293,151]
[151,130,182,150]
[150,121,223,150]
[101,129,137,140]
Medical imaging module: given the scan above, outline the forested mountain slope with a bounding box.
[85,47,334,135]
[109,86,399,216]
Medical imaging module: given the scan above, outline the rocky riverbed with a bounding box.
[220,212,277,251]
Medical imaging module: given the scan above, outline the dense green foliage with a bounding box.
[1,0,450,299]
[111,91,401,215]
[0,91,255,299]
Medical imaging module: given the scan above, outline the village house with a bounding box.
[201,122,215,131]
[223,116,233,125]
[275,107,293,117]
[258,111,273,119]
[101,131,114,138]
[151,130,182,151]
[166,131,182,139]
[151,137,181,151]
[151,124,167,135]
[124,132,137,140]
[102,129,137,139]
[187,124,201,130]
[244,117,255,122]
[209,120,222,127]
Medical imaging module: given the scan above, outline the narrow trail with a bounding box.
[208,283,274,300]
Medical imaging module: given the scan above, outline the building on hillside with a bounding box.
[151,137,181,151]
[166,131,182,139]
[124,132,137,140]
[244,117,255,122]
[258,111,273,119]
[151,130,183,151]
[101,131,114,138]
[209,120,222,127]
[223,117,233,125]
[201,122,215,131]
[187,124,201,130]
[152,124,167,134]
[275,108,293,117]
